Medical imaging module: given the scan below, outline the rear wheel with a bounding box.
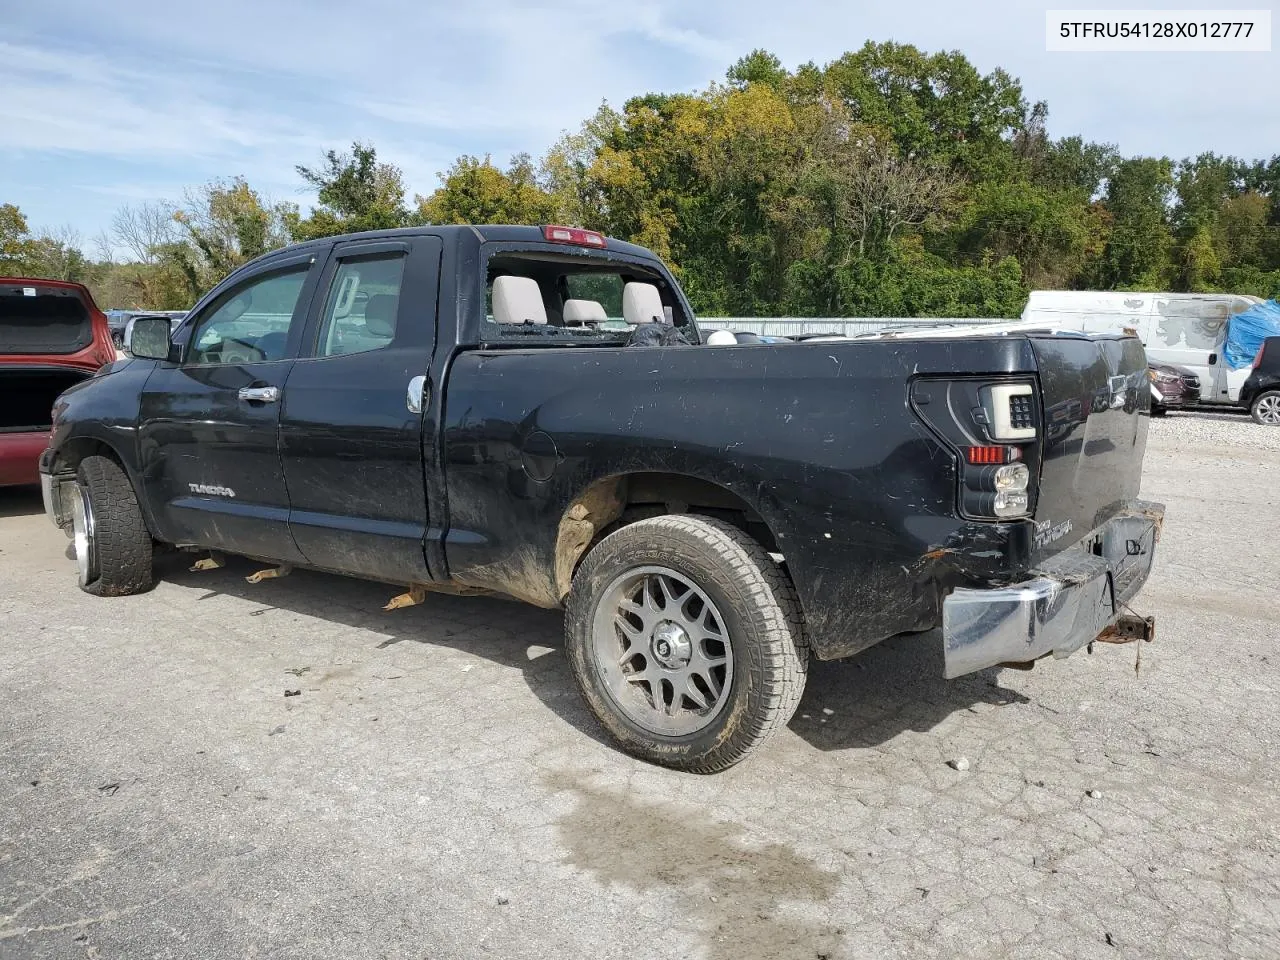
[565,515,807,773]
[73,455,154,596]
[1251,391,1280,426]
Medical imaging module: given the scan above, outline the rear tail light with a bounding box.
[1254,342,1267,368]
[911,378,1041,522]
[967,445,1021,465]
[993,490,1031,517]
[981,384,1037,440]
[993,463,1029,492]
[542,225,607,248]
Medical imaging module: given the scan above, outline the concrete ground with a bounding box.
[2,412,1278,960]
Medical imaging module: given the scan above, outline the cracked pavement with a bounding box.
[2,412,1278,959]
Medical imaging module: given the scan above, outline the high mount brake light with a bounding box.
[542,225,607,249]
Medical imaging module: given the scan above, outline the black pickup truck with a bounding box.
[40,225,1164,772]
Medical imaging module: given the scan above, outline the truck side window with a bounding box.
[187,268,308,366]
[316,255,405,358]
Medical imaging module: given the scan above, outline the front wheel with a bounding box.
[73,455,154,596]
[564,515,808,773]
[1251,391,1280,426]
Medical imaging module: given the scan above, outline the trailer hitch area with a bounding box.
[1089,614,1156,675]
[1094,614,1156,645]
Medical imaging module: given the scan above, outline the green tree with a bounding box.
[1,203,37,274]
[1092,157,1175,288]
[726,50,788,89]
[164,177,294,300]
[292,142,409,240]
[416,154,556,225]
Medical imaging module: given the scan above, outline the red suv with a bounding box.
[2,278,116,486]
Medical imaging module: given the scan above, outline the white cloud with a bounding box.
[2,0,1277,239]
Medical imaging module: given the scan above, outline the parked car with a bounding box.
[39,225,1164,771]
[1240,336,1280,425]
[1,278,116,487]
[1148,361,1201,416]
[1021,290,1264,405]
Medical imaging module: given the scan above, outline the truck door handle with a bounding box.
[407,375,428,414]
[238,385,280,403]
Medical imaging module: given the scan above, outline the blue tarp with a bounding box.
[1224,300,1280,369]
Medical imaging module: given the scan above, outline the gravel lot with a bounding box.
[2,410,1278,960]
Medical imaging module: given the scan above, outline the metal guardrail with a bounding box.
[697,317,1010,337]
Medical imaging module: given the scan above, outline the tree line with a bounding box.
[3,43,1279,317]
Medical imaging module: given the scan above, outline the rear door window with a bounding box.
[314,255,406,357]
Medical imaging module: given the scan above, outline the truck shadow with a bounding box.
[790,634,1028,752]
[0,485,45,519]
[155,553,1027,757]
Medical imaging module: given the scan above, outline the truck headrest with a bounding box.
[562,298,608,326]
[493,275,547,325]
[363,294,398,338]
[623,282,665,326]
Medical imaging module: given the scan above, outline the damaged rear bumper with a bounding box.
[941,500,1165,679]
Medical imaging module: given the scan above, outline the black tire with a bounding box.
[565,515,808,773]
[1150,403,1167,417]
[1250,390,1280,426]
[75,455,154,596]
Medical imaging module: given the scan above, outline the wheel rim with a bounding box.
[591,565,734,737]
[1257,395,1280,424]
[70,484,97,587]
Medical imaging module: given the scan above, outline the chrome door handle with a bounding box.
[238,385,280,403]
[407,375,427,414]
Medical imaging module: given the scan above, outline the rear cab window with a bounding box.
[479,249,694,346]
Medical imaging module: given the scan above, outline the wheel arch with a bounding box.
[47,434,159,538]
[47,436,121,476]
[554,470,786,603]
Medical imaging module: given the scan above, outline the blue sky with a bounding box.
[3,0,1277,249]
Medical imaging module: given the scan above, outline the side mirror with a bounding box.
[126,315,173,361]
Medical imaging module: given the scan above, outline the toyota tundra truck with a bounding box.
[40,225,1164,772]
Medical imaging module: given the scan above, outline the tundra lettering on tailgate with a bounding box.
[1034,518,1073,549]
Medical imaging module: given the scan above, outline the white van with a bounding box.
[1021,291,1265,403]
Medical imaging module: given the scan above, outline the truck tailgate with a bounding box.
[1029,334,1150,558]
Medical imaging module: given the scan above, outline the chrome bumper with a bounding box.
[942,501,1165,679]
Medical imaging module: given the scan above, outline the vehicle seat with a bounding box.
[622,282,665,326]
[562,298,608,326]
[705,330,737,345]
[255,331,288,360]
[363,294,399,339]
[493,276,547,325]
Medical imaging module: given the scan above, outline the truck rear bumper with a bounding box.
[942,500,1165,679]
